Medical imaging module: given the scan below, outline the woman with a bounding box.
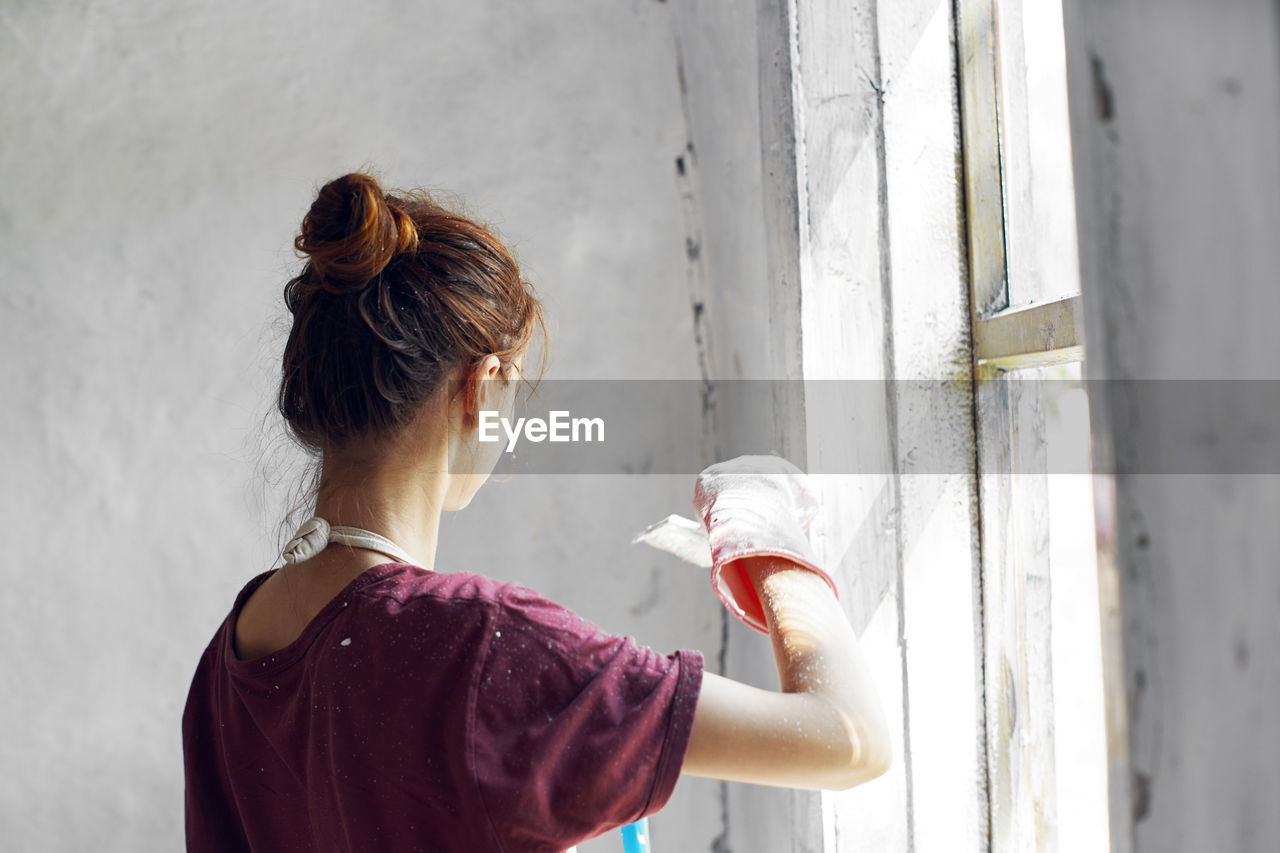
[182,172,892,852]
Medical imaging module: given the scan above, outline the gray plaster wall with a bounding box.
[1062,0,1280,850]
[663,3,814,850]
[0,2,732,850]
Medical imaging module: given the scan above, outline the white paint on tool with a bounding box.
[631,514,713,568]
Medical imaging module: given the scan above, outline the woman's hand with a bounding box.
[692,455,839,633]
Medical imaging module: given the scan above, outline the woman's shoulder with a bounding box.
[355,564,573,613]
[348,565,624,661]
[350,564,576,633]
[354,563,521,607]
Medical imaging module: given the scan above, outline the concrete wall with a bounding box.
[1062,1,1280,851]
[0,2,726,850]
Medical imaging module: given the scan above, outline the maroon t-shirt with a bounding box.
[182,563,703,852]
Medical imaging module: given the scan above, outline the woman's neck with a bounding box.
[311,448,449,575]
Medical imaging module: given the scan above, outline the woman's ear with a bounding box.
[456,355,504,425]
[471,355,504,414]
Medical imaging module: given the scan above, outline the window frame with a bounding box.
[957,0,1099,849]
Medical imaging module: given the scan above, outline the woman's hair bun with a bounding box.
[293,172,419,293]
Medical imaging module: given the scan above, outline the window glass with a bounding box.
[1042,361,1110,852]
[996,0,1081,310]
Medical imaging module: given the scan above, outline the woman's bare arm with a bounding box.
[681,556,893,790]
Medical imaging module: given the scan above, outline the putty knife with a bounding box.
[630,514,712,568]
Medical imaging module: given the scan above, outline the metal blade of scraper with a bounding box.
[630,514,713,568]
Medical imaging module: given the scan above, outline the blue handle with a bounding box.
[620,817,651,853]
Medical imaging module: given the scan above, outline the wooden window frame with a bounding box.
[958,0,1094,850]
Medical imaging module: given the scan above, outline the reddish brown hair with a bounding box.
[278,172,546,455]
